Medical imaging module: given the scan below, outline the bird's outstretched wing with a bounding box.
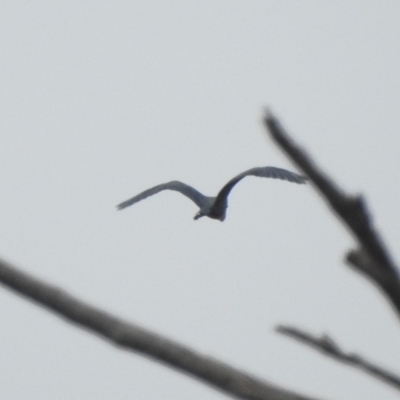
[117,181,208,210]
[214,166,307,208]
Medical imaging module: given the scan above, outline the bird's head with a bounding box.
[194,210,225,222]
[194,211,204,220]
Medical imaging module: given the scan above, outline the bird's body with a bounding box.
[117,166,307,221]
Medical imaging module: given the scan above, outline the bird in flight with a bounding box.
[117,166,307,221]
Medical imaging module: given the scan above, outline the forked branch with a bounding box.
[264,111,400,319]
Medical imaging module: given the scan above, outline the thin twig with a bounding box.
[277,325,400,391]
[263,110,400,320]
[0,257,318,400]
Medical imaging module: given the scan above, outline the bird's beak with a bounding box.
[194,212,203,220]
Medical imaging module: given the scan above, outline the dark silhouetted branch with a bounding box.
[277,325,400,391]
[0,257,318,400]
[264,110,400,320]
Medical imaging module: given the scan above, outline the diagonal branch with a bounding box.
[276,325,400,391]
[263,110,400,320]
[0,257,318,400]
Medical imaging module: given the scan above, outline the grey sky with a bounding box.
[1,2,400,399]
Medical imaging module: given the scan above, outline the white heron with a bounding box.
[117,166,307,221]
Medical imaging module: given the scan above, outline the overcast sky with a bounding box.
[1,2,400,399]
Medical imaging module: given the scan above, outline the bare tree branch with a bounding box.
[263,110,400,320]
[0,257,319,400]
[276,325,400,391]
